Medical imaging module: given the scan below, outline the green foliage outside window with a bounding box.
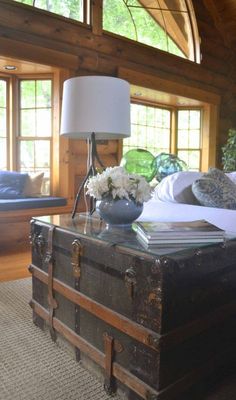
[222,128,236,172]
[14,0,83,22]
[103,0,184,57]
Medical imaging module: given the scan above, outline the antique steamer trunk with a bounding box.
[29,214,236,400]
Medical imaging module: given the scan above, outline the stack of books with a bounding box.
[134,220,225,248]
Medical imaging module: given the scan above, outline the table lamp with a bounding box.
[60,76,131,218]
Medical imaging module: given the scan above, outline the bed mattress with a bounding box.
[139,198,236,235]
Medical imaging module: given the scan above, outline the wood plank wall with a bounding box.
[194,1,236,159]
[0,0,235,201]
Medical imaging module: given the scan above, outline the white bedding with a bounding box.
[139,198,236,235]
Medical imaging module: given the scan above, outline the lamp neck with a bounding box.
[89,132,105,170]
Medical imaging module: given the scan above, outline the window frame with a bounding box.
[118,67,220,172]
[123,99,172,154]
[123,100,203,171]
[17,76,53,193]
[0,72,58,195]
[175,107,203,171]
[0,76,10,170]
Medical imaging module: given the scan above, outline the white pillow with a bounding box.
[226,171,236,184]
[154,171,203,204]
[23,172,44,197]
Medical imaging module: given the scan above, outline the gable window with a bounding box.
[103,0,200,62]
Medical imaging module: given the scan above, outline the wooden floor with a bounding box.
[0,250,31,282]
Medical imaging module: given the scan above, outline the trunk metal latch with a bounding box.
[125,267,137,299]
[71,239,83,278]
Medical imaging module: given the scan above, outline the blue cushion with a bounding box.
[0,196,67,211]
[0,171,28,198]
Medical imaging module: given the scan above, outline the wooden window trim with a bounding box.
[17,75,53,193]
[0,77,9,170]
[118,67,220,172]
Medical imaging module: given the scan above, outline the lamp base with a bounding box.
[71,132,105,219]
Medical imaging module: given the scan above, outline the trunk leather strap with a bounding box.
[46,226,58,341]
[103,332,116,395]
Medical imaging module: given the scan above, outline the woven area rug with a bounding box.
[0,278,121,400]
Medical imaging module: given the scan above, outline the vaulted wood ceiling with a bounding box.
[203,0,236,49]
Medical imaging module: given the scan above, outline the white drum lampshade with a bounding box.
[60,76,131,139]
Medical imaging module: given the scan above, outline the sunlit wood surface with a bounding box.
[0,251,31,282]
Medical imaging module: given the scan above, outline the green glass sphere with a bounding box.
[154,152,188,181]
[121,149,157,182]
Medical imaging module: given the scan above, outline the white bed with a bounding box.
[139,198,236,235]
[138,170,236,236]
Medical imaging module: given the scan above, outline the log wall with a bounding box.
[0,0,235,202]
[194,1,236,154]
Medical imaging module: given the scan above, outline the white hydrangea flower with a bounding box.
[86,166,152,204]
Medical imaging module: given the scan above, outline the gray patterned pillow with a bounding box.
[192,168,236,209]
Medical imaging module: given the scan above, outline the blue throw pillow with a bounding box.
[0,171,28,198]
[192,168,236,209]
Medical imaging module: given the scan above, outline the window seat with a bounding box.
[0,196,71,252]
[0,196,67,211]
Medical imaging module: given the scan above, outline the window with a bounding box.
[103,0,200,62]
[0,79,7,170]
[123,103,171,155]
[0,76,53,195]
[123,103,202,171]
[177,109,201,170]
[18,79,52,194]
[13,0,88,24]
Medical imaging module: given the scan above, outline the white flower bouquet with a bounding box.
[86,166,152,204]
